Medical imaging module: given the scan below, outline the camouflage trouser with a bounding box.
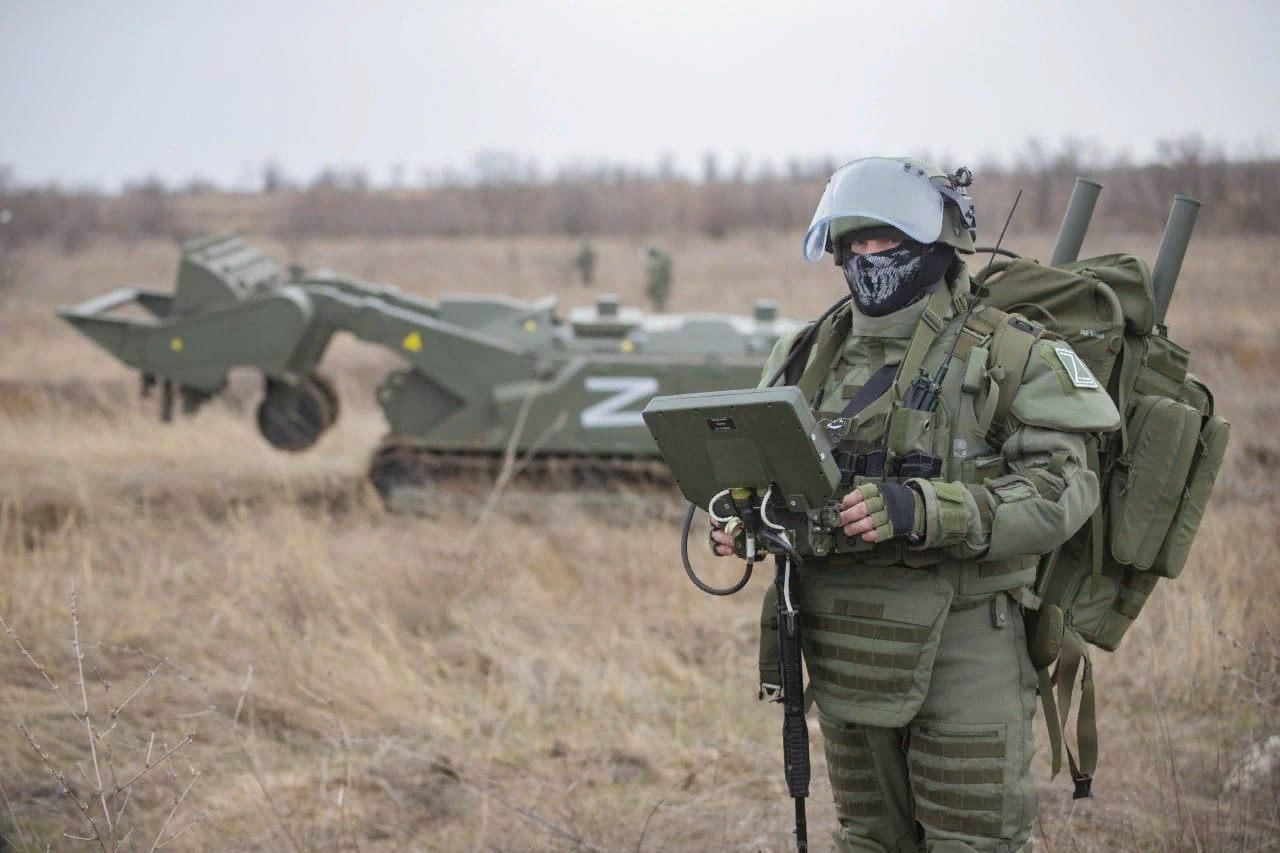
[806,587,1038,852]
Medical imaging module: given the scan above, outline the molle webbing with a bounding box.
[913,786,1004,813]
[828,773,879,795]
[801,613,932,644]
[914,804,1003,837]
[910,763,1003,785]
[822,724,886,814]
[824,725,874,756]
[826,747,875,774]
[808,640,920,671]
[834,799,888,818]
[910,729,1008,836]
[911,733,1006,760]
[833,599,886,619]
[809,663,912,694]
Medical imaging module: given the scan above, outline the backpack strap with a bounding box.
[796,306,853,402]
[1011,587,1067,779]
[1054,630,1098,799]
[782,322,819,387]
[1086,437,1105,590]
[976,312,1043,439]
[1113,334,1145,451]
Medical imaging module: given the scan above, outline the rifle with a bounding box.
[774,551,809,852]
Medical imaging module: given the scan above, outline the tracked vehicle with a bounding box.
[58,235,802,502]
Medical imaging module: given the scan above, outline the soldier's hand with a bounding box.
[709,520,737,557]
[838,483,924,543]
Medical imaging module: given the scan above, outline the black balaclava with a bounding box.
[841,239,955,317]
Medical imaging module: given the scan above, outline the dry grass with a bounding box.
[0,231,1276,850]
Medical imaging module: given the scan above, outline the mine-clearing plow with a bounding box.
[59,234,801,502]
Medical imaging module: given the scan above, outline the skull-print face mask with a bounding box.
[841,240,954,317]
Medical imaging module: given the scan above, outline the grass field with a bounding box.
[0,230,1276,851]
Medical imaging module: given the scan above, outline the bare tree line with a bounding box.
[1,137,1277,254]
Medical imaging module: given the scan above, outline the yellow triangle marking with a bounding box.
[169,337,184,352]
[402,331,423,353]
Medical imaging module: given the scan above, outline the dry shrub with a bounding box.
[2,144,1278,257]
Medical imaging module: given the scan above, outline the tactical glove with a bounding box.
[850,482,926,544]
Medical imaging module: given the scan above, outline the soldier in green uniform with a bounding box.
[574,241,596,287]
[711,157,1120,852]
[643,246,672,312]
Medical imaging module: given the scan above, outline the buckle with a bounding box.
[1072,774,1094,800]
[836,449,886,481]
[897,452,943,479]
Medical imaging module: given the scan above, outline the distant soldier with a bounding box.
[643,246,672,313]
[574,241,596,287]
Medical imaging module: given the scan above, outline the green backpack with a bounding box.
[976,253,1231,795]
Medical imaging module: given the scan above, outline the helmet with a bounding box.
[804,157,978,260]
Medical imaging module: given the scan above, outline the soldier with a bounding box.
[574,241,596,287]
[710,157,1119,851]
[643,246,672,312]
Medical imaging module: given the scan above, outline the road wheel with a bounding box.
[256,378,332,452]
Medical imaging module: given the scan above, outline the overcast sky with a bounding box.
[2,0,1277,190]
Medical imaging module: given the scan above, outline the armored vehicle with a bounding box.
[58,235,802,502]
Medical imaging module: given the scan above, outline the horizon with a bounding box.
[3,0,1278,191]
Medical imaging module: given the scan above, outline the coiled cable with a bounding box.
[680,502,753,596]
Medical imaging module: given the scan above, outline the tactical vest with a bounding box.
[783,283,1048,597]
[757,280,1051,728]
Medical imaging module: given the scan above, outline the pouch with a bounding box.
[798,565,953,728]
[1152,414,1230,578]
[1068,564,1160,651]
[758,584,781,696]
[1108,394,1201,569]
[1132,334,1190,398]
[886,404,941,461]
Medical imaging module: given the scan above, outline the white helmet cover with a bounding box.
[802,157,947,261]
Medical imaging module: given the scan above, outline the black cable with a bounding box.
[975,245,1021,260]
[680,502,753,596]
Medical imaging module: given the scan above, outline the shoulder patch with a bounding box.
[1052,345,1100,389]
[1011,341,1120,433]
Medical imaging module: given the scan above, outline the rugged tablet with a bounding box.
[641,386,840,511]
